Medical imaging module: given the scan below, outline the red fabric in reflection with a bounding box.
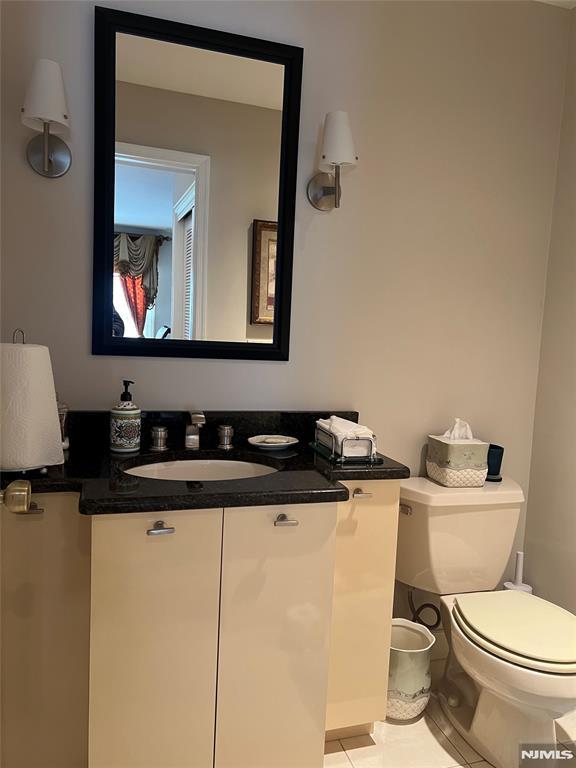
[121,274,147,337]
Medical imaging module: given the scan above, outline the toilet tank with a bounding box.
[396,477,524,595]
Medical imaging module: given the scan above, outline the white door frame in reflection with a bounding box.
[115,142,210,340]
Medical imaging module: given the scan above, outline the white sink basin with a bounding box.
[125,459,278,482]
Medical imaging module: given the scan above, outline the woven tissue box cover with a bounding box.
[426,436,489,488]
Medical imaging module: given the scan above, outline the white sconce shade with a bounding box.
[319,111,357,171]
[20,58,71,177]
[0,343,64,471]
[307,110,358,211]
[21,58,69,134]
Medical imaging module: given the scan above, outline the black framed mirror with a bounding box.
[92,7,302,360]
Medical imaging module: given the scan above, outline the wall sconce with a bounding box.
[307,111,357,211]
[21,58,71,178]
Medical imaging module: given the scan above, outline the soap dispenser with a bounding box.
[110,380,141,453]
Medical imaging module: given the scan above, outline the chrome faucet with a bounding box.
[185,410,206,450]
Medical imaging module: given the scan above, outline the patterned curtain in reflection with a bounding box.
[114,233,160,337]
[120,274,148,337]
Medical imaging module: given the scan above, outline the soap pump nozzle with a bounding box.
[121,379,135,402]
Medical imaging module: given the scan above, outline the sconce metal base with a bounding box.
[307,165,342,211]
[26,133,71,178]
[307,172,336,211]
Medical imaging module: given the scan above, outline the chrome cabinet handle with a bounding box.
[352,488,373,499]
[146,520,175,536]
[274,513,299,527]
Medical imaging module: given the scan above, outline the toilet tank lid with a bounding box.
[400,477,525,507]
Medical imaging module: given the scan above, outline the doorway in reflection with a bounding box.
[113,147,203,340]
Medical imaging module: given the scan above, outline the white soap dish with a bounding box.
[248,435,299,451]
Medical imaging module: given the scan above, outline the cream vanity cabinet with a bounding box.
[89,502,337,768]
[2,492,91,768]
[216,505,336,768]
[326,480,401,739]
[89,507,222,768]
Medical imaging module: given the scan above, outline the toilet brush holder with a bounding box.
[504,551,533,593]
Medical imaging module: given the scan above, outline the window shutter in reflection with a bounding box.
[183,208,195,340]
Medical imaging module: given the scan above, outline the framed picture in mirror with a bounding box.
[92,7,303,360]
[251,220,277,325]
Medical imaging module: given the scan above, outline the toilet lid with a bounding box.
[454,591,576,674]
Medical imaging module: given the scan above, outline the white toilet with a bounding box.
[397,477,576,768]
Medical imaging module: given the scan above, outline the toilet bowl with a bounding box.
[439,592,576,768]
[397,478,576,768]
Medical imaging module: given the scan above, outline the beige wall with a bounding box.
[1,1,572,576]
[525,11,576,613]
[116,81,281,342]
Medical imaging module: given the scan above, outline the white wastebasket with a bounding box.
[387,619,435,721]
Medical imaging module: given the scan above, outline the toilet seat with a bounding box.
[453,591,576,675]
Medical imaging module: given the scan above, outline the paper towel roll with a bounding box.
[1,343,64,470]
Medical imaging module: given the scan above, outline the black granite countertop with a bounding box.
[1,411,410,514]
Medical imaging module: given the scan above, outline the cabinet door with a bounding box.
[215,503,337,768]
[89,508,222,768]
[326,480,400,735]
[1,492,90,768]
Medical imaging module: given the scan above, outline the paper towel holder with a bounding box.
[0,480,44,515]
[1,335,64,473]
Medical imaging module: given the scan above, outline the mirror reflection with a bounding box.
[113,33,284,343]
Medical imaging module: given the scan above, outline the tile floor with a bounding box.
[324,695,491,768]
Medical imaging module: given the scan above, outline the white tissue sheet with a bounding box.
[0,343,64,470]
[443,417,474,441]
[317,416,376,457]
